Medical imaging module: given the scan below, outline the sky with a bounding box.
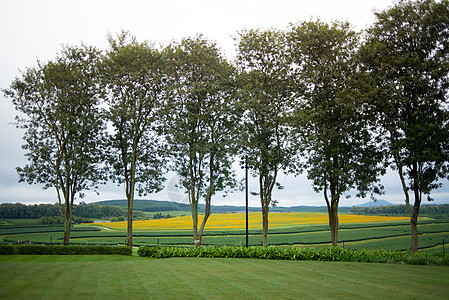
[1,0,448,208]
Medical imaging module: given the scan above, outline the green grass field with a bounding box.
[1,255,448,299]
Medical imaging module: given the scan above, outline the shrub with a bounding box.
[0,245,17,255]
[0,244,132,255]
[137,245,449,266]
[38,216,64,225]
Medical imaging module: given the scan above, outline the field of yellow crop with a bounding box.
[91,212,409,231]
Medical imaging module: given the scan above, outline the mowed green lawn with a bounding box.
[1,255,448,299]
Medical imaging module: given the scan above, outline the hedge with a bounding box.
[138,245,449,266]
[0,244,132,256]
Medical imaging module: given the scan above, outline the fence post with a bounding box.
[443,239,445,255]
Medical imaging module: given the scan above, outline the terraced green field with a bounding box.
[2,217,449,252]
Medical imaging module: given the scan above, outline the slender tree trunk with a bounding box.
[63,193,73,246]
[191,199,200,248]
[126,163,136,248]
[198,198,211,246]
[324,179,339,247]
[262,204,269,247]
[198,155,214,246]
[63,203,72,246]
[411,165,421,253]
[392,136,421,253]
[328,201,339,247]
[127,190,134,248]
[410,212,419,253]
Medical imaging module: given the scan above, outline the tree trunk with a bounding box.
[198,192,212,247]
[410,176,421,253]
[262,205,269,247]
[410,214,418,253]
[197,155,214,247]
[191,200,200,248]
[324,182,339,247]
[328,203,339,247]
[127,194,133,248]
[198,205,211,247]
[63,194,73,246]
[63,210,72,246]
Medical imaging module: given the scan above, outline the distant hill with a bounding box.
[93,199,352,213]
[95,199,193,212]
[355,200,394,207]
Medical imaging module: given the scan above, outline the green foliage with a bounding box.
[237,28,297,247]
[287,20,386,247]
[0,244,132,255]
[102,31,167,197]
[3,44,107,245]
[0,202,128,219]
[163,35,238,246]
[102,31,169,248]
[138,245,449,265]
[152,213,174,219]
[360,0,449,252]
[351,204,449,217]
[38,216,64,225]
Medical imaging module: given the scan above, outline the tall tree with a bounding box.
[237,29,296,247]
[4,45,105,245]
[164,36,237,247]
[102,32,167,248]
[287,20,385,246]
[360,0,449,252]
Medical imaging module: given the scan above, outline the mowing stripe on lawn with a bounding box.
[1,255,449,299]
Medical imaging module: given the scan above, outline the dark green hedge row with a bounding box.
[0,244,132,255]
[138,245,449,266]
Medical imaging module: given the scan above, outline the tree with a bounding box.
[4,45,105,245]
[164,36,237,247]
[287,20,385,246]
[360,0,449,252]
[102,32,167,248]
[237,29,296,247]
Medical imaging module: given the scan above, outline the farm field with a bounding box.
[1,255,449,299]
[93,212,410,230]
[1,213,449,252]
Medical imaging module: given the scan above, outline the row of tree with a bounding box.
[350,204,449,217]
[0,202,129,219]
[4,0,449,252]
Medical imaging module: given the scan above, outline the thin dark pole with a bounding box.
[245,156,249,248]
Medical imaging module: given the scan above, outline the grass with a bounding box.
[0,255,448,299]
[2,216,448,252]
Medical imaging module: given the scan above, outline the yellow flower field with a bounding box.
[91,212,409,231]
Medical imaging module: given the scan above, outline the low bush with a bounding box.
[137,245,449,266]
[0,244,132,256]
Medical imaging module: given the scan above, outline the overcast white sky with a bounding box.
[1,0,448,207]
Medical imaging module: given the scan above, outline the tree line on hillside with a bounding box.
[351,204,449,217]
[0,202,144,220]
[3,0,449,252]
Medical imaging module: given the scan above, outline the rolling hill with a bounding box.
[93,199,352,213]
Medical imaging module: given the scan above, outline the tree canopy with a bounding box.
[4,44,106,245]
[361,0,449,252]
[237,28,297,247]
[164,36,238,247]
[287,20,386,246]
[102,31,167,247]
